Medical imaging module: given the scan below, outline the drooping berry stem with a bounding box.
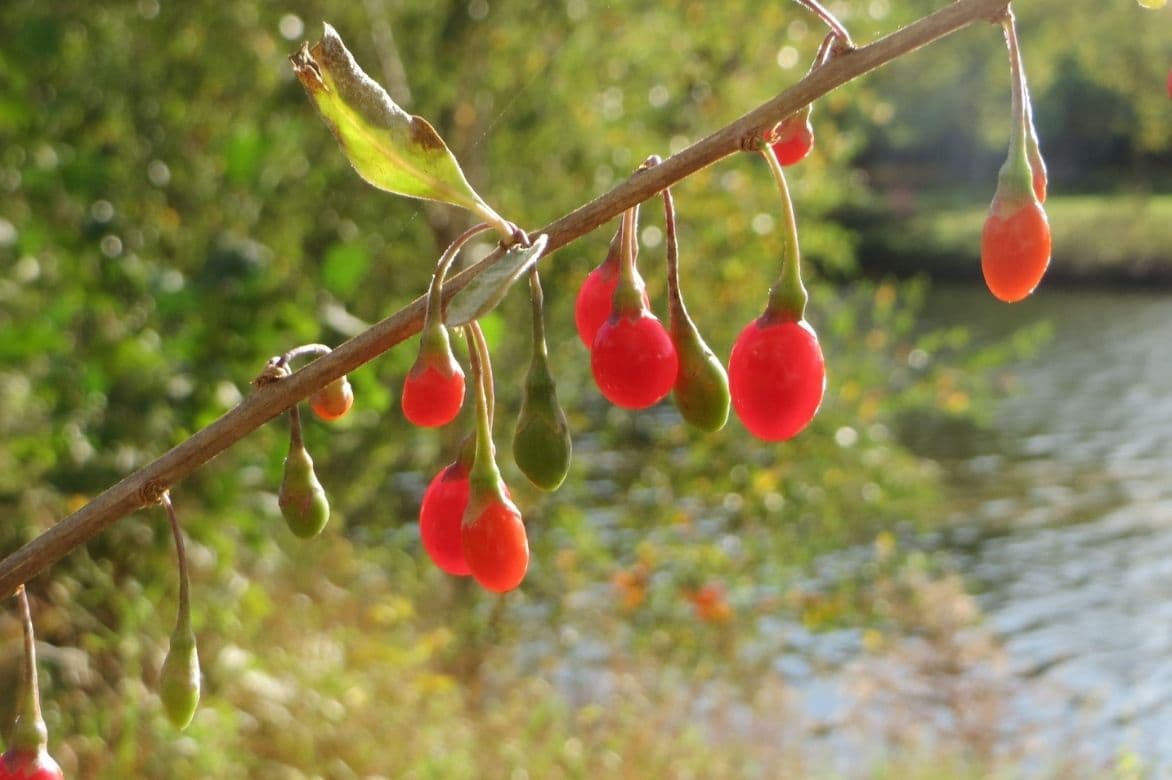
[1003,11,1046,202]
[465,322,499,488]
[162,492,191,640]
[280,343,332,366]
[424,223,494,333]
[759,143,808,322]
[663,190,687,326]
[999,10,1035,202]
[792,0,854,50]
[612,203,646,315]
[10,586,49,756]
[527,269,548,362]
[466,321,495,431]
[287,401,305,451]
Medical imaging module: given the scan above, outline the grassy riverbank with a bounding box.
[853,194,1172,286]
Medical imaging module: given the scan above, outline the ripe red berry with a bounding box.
[0,749,64,780]
[575,261,619,348]
[980,199,1051,303]
[309,376,354,421]
[419,462,472,576]
[402,357,465,427]
[591,311,679,410]
[728,317,825,442]
[770,116,815,166]
[461,493,529,593]
[575,256,650,348]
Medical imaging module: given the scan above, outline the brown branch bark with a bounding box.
[0,0,1011,600]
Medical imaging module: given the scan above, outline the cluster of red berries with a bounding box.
[577,150,826,444]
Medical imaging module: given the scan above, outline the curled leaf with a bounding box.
[290,24,506,229]
[446,234,548,326]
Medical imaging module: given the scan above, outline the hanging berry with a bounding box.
[728,143,826,442]
[981,11,1051,303]
[769,106,815,167]
[402,224,494,427]
[590,203,679,410]
[278,405,331,538]
[309,375,354,422]
[513,270,573,491]
[419,442,474,577]
[661,183,730,433]
[460,323,529,593]
[0,588,64,780]
[158,492,200,730]
[766,31,837,167]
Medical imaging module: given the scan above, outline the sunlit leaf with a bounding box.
[445,234,548,327]
[290,23,505,229]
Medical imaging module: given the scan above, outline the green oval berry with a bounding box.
[670,315,730,433]
[159,626,200,729]
[512,351,572,491]
[279,443,330,538]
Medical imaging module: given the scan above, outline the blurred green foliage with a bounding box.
[0,0,1162,776]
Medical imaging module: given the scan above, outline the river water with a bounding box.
[919,285,1172,771]
[741,285,1172,775]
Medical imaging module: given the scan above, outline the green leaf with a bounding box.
[445,234,548,327]
[290,24,504,228]
[322,242,370,296]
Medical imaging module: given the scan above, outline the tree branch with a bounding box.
[0,0,1011,600]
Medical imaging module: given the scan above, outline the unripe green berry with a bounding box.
[670,315,730,433]
[159,626,200,729]
[513,352,572,491]
[279,442,330,538]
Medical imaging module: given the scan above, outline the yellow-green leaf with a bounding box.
[290,24,505,228]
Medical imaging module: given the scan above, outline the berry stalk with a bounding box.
[11,586,48,754]
[612,204,646,315]
[465,322,500,493]
[159,491,200,729]
[759,143,808,322]
[997,9,1034,204]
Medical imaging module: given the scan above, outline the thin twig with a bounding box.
[793,0,855,51]
[0,0,1011,599]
